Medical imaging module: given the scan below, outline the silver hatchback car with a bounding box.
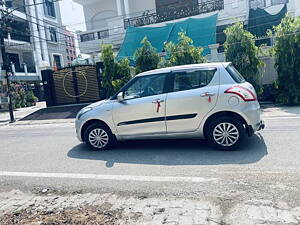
[75,62,264,151]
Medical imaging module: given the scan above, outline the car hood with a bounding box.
[87,100,109,109]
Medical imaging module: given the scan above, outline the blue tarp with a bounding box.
[117,14,218,60]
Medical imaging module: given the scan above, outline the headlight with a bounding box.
[77,107,93,120]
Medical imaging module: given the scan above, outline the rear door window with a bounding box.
[226,65,245,83]
[172,69,216,92]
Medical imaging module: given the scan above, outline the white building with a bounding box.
[74,0,296,63]
[0,0,68,84]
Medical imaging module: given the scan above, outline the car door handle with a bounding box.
[200,92,215,97]
[152,99,165,104]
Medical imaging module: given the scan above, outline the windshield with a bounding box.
[226,64,246,83]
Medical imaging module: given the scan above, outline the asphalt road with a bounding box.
[0,116,300,208]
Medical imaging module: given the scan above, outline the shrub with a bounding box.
[164,32,206,66]
[224,22,264,94]
[134,37,161,74]
[269,15,300,105]
[101,44,132,98]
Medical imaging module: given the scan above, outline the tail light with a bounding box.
[225,86,257,102]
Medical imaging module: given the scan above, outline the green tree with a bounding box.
[101,44,132,98]
[101,44,116,98]
[270,15,300,105]
[224,22,263,93]
[164,32,206,66]
[113,58,132,92]
[134,37,161,74]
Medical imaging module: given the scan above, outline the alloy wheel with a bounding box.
[213,122,240,147]
[88,128,109,149]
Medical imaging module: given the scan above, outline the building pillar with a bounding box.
[11,62,16,74]
[208,44,220,62]
[23,63,28,75]
[116,0,123,16]
[124,0,130,17]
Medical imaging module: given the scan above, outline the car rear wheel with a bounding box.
[206,116,246,150]
[84,123,114,151]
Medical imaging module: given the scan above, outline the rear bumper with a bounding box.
[258,120,265,131]
[247,120,265,136]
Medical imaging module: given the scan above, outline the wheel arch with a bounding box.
[81,119,113,142]
[203,111,249,138]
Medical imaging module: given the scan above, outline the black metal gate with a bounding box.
[42,65,102,107]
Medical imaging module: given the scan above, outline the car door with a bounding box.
[113,73,168,137]
[166,68,219,133]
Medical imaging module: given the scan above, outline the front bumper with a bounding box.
[75,119,83,142]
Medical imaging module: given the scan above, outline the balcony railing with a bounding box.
[249,0,288,9]
[124,0,224,29]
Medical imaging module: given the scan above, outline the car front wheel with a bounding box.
[206,117,246,150]
[84,123,114,151]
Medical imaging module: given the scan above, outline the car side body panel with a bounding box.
[75,62,262,143]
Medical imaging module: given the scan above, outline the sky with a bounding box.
[59,0,86,32]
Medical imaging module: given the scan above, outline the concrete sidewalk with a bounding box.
[0,102,46,126]
[0,102,88,126]
[0,190,299,225]
[261,105,300,118]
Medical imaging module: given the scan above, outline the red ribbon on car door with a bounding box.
[156,100,161,113]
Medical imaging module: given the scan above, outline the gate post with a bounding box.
[41,69,57,107]
[96,62,104,100]
[72,66,80,104]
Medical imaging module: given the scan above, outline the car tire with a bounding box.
[206,116,246,150]
[84,123,115,151]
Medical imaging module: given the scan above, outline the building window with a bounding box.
[7,53,21,72]
[6,0,26,13]
[53,55,62,68]
[66,49,69,53]
[80,33,95,42]
[98,30,109,39]
[44,0,56,18]
[67,56,70,60]
[49,27,58,42]
[8,18,31,42]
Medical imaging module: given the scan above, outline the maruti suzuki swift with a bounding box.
[75,62,265,151]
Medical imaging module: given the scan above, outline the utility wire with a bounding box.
[0,19,280,51]
[2,24,300,59]
[2,14,290,49]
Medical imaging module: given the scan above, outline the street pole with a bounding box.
[0,7,15,122]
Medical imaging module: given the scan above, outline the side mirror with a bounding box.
[117,92,124,101]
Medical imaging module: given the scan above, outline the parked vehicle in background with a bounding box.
[75,62,265,151]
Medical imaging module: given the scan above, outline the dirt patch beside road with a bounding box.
[1,206,130,225]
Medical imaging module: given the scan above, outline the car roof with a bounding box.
[136,62,231,77]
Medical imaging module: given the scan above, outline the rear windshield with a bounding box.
[226,65,245,83]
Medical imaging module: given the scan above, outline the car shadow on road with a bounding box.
[67,133,268,168]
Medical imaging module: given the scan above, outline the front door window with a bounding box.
[124,74,167,100]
